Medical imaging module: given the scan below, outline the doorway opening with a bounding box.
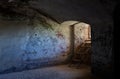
[61,21,91,68]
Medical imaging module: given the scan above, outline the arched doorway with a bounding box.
[61,21,91,67]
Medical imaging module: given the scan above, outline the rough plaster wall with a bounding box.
[0,19,88,74]
[91,22,113,78]
[29,0,114,78]
[61,21,90,48]
[74,23,90,47]
[30,0,113,78]
[0,20,30,72]
[75,23,91,65]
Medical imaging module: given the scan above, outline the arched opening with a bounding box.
[61,21,91,68]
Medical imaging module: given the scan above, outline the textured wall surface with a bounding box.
[0,19,89,74]
[91,22,113,79]
[0,0,114,78]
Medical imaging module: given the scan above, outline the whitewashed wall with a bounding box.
[0,20,89,73]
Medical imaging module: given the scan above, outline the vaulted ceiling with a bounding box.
[0,0,117,24]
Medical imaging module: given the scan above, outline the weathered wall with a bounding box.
[91,21,113,79]
[0,19,89,74]
[31,0,114,78]
[0,0,114,78]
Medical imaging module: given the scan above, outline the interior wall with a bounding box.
[0,19,88,74]
[0,0,114,78]
[91,22,113,79]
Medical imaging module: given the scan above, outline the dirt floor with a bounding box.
[0,64,99,79]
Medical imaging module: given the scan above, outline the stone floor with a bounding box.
[0,64,99,79]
